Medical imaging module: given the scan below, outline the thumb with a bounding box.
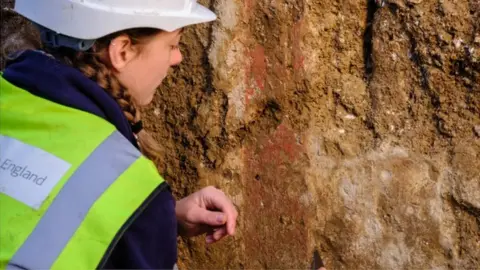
[191,208,226,226]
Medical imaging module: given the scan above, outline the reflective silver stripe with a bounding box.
[7,131,141,269]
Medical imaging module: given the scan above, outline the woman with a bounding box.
[0,0,238,269]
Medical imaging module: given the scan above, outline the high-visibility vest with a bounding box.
[0,75,167,269]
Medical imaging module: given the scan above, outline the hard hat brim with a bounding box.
[15,0,217,40]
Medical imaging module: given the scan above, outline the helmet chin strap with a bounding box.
[34,23,96,51]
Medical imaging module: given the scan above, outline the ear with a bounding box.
[108,35,138,71]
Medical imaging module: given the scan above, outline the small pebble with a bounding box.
[474,125,480,137]
[453,38,463,49]
[474,35,480,45]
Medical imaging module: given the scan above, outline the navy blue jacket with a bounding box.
[3,50,178,269]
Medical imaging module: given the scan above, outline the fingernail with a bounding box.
[206,235,214,244]
[216,214,225,223]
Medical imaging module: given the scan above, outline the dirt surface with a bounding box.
[1,0,479,269]
[153,0,479,268]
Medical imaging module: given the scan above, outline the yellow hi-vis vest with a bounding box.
[0,75,167,269]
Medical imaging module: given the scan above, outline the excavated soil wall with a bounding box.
[1,0,479,269]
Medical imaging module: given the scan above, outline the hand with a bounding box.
[175,186,238,244]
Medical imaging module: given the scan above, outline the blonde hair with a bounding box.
[2,8,163,164]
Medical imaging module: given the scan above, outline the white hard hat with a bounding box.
[14,0,217,40]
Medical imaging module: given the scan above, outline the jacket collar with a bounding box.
[3,50,138,148]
